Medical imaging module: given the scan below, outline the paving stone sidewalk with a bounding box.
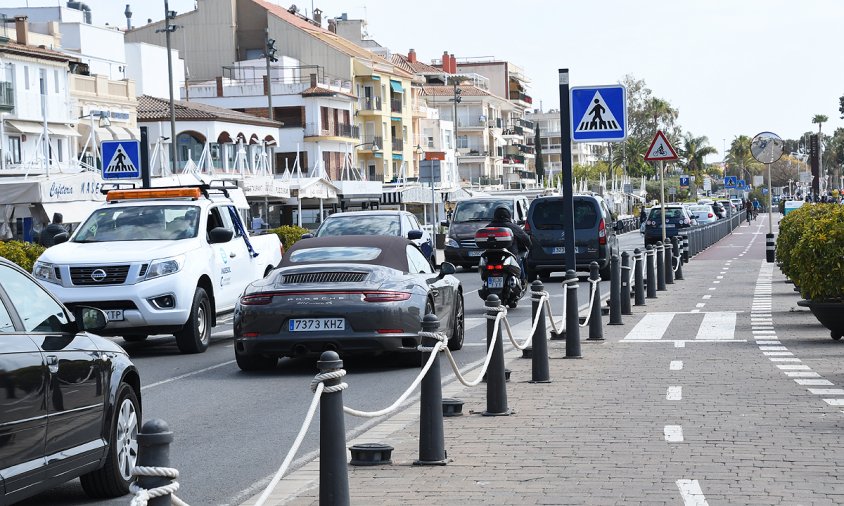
[246,216,844,505]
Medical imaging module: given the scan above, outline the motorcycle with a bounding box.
[475,226,528,309]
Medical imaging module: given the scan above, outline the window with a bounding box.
[54,69,59,91]
[290,247,381,263]
[0,297,15,332]
[56,138,63,162]
[400,214,412,234]
[406,245,433,274]
[8,136,21,163]
[0,264,69,333]
[457,135,469,149]
[23,65,29,90]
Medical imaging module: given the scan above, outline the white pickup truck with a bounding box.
[32,185,283,353]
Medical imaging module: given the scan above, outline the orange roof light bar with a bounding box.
[106,188,202,201]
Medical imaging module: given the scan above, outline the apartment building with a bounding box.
[525,109,607,182]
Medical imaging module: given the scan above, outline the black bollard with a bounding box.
[633,248,646,306]
[318,351,350,506]
[609,255,623,325]
[416,314,447,465]
[529,281,551,383]
[681,234,689,263]
[646,245,657,299]
[564,270,582,358]
[484,295,510,416]
[134,419,174,506]
[664,239,674,285]
[766,233,775,263]
[672,237,684,280]
[620,251,633,315]
[587,262,604,340]
[656,242,667,291]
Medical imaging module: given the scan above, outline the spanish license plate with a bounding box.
[487,276,504,289]
[104,309,124,322]
[552,246,565,254]
[468,250,483,257]
[289,318,346,332]
[665,223,675,228]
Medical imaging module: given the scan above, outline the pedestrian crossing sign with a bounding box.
[101,140,141,179]
[570,85,627,142]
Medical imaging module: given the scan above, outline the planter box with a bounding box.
[797,299,844,340]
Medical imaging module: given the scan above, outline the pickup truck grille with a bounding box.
[281,272,367,284]
[70,265,130,285]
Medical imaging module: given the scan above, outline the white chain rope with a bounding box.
[129,468,188,506]
[530,290,565,337]
[442,307,505,387]
[578,278,601,327]
[671,247,682,273]
[342,337,446,418]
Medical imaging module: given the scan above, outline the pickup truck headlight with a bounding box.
[144,255,185,280]
[33,261,60,284]
[445,237,459,248]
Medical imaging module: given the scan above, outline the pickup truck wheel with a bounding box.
[122,334,148,343]
[79,382,139,498]
[175,288,211,354]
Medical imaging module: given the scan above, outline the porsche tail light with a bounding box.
[376,329,404,334]
[598,219,607,245]
[363,291,412,302]
[240,294,274,305]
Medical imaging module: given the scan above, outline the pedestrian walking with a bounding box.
[37,213,66,247]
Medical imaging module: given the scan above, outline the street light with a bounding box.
[155,2,178,173]
[77,111,110,169]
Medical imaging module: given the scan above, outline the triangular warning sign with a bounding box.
[574,90,622,132]
[644,130,679,161]
[105,145,137,174]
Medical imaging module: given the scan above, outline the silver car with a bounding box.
[689,204,718,225]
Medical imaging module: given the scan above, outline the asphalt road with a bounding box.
[20,231,646,506]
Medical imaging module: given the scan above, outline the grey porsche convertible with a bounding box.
[233,235,464,370]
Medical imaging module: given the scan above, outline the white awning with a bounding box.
[6,120,45,134]
[41,201,102,224]
[48,123,81,137]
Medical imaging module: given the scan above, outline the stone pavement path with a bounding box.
[246,215,844,505]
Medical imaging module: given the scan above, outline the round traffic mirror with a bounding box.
[750,131,784,164]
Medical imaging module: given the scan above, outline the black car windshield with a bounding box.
[289,246,382,263]
[73,205,200,242]
[452,200,512,222]
[649,208,686,220]
[316,215,400,236]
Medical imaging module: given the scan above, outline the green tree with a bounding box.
[727,135,762,182]
[813,114,829,135]
[680,133,717,196]
[611,136,654,178]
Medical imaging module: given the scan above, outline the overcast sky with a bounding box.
[17,0,844,158]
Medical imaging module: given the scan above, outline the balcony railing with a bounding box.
[358,96,382,111]
[509,91,533,104]
[390,98,402,114]
[304,122,360,139]
[391,137,403,152]
[503,154,526,165]
[516,118,534,130]
[502,125,524,137]
[488,117,503,129]
[0,81,13,111]
[361,136,383,150]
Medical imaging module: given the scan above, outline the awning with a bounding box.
[371,75,381,81]
[48,124,81,137]
[41,201,103,224]
[6,120,45,134]
[389,80,403,93]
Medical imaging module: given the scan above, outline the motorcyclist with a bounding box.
[487,206,531,280]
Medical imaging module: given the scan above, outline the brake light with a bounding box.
[523,221,531,234]
[376,329,404,334]
[598,219,606,245]
[240,294,274,305]
[708,213,713,218]
[486,264,504,271]
[475,227,512,240]
[106,187,202,201]
[363,291,412,302]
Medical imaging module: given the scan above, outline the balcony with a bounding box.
[390,98,402,114]
[503,154,526,165]
[502,125,524,138]
[358,96,382,112]
[304,122,360,140]
[457,117,489,129]
[0,81,13,111]
[391,137,403,152]
[361,136,383,150]
[509,91,533,105]
[488,117,503,129]
[516,118,534,131]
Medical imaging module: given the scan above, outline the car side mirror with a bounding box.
[73,306,107,332]
[301,233,314,239]
[208,227,234,244]
[438,261,456,277]
[53,232,69,245]
[407,230,423,240]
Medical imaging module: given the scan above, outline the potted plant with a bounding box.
[778,204,844,339]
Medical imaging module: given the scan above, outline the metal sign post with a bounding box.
[750,131,784,263]
[644,130,679,244]
[558,69,576,275]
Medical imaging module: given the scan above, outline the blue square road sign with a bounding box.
[570,85,627,142]
[101,140,141,179]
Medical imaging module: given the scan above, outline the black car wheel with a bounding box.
[235,346,278,371]
[175,287,211,354]
[448,293,465,351]
[80,382,140,498]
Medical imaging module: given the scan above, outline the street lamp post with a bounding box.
[351,141,380,181]
[157,1,178,173]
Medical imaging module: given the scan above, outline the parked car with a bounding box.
[718,199,737,216]
[524,194,619,280]
[443,196,529,269]
[688,204,719,225]
[306,210,434,266]
[710,201,727,219]
[643,204,694,246]
[730,197,743,210]
[233,235,464,370]
[0,256,141,504]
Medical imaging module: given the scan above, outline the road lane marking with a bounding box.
[770,357,800,362]
[808,389,844,395]
[702,295,711,299]
[778,364,811,370]
[624,313,675,340]
[796,379,833,386]
[759,346,787,351]
[670,360,683,370]
[823,399,844,406]
[664,425,684,442]
[676,479,709,506]
[142,360,237,391]
[785,371,820,378]
[695,312,736,340]
[667,386,682,400]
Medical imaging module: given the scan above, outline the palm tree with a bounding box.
[813,114,828,135]
[727,135,760,182]
[646,97,678,133]
[680,134,717,196]
[812,114,829,184]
